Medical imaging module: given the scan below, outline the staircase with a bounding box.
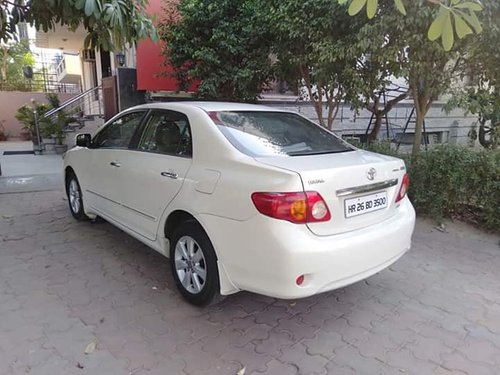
[43,85,105,147]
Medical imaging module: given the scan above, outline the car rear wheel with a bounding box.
[170,221,221,306]
[66,173,87,221]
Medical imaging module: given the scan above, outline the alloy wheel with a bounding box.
[174,235,207,294]
[68,179,81,214]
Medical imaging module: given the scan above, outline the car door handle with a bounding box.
[161,171,178,179]
[110,161,121,167]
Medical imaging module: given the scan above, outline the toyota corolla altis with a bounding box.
[63,102,415,305]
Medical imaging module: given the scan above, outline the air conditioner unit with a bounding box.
[81,49,96,62]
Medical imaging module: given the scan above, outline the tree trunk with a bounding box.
[366,90,409,143]
[326,99,339,130]
[412,106,425,156]
[300,67,325,128]
[0,45,8,83]
[368,111,383,143]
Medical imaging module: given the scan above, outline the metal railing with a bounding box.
[0,72,81,94]
[44,85,103,121]
[31,85,104,153]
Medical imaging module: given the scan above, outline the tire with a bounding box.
[65,172,87,221]
[170,221,221,306]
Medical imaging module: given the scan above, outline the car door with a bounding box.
[85,110,146,220]
[115,109,193,240]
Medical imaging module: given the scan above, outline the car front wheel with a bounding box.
[170,221,221,306]
[66,173,87,221]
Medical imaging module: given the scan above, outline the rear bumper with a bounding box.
[199,197,416,299]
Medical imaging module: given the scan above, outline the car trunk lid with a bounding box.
[255,150,407,236]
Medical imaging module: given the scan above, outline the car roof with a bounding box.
[131,101,288,113]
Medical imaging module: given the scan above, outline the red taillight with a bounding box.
[251,191,331,223]
[395,173,410,203]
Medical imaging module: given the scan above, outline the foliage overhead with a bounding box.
[343,0,410,141]
[0,0,157,51]
[446,0,499,149]
[384,0,469,155]
[338,0,483,51]
[267,0,365,129]
[0,39,35,90]
[160,0,274,101]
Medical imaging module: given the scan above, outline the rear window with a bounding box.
[209,111,353,157]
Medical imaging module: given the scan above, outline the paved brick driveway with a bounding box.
[0,190,499,375]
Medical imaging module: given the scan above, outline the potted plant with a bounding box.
[39,119,57,153]
[15,94,70,153]
[15,103,49,151]
[45,94,69,154]
[0,120,8,141]
[53,115,68,154]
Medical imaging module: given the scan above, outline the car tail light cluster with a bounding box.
[395,173,410,203]
[251,191,331,223]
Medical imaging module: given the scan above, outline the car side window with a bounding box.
[137,110,192,157]
[93,111,145,149]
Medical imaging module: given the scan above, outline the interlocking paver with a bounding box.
[275,315,318,342]
[221,342,273,374]
[385,347,439,374]
[403,334,454,364]
[302,330,347,358]
[440,350,497,375]
[253,329,293,357]
[328,345,396,375]
[255,359,298,375]
[0,190,499,375]
[278,342,328,375]
[455,335,499,365]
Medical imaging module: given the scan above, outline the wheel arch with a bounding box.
[164,209,198,241]
[64,166,76,187]
[162,209,239,296]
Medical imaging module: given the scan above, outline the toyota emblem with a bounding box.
[366,168,376,181]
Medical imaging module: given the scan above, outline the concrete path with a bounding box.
[0,190,499,375]
[0,141,63,193]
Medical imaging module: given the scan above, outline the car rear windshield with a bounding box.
[209,111,353,157]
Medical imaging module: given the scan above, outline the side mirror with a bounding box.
[75,133,92,148]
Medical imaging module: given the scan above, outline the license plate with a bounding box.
[344,192,388,218]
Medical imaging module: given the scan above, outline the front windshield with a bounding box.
[210,111,353,157]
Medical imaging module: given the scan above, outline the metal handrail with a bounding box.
[44,85,102,118]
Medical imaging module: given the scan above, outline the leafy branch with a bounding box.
[0,0,157,51]
[339,0,483,51]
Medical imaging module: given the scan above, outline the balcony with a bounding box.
[55,54,82,84]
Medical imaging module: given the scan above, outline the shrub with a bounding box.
[15,103,50,136]
[0,120,7,141]
[409,146,499,231]
[353,140,400,157]
[355,142,500,231]
[14,94,70,144]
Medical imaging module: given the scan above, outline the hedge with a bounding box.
[357,143,500,231]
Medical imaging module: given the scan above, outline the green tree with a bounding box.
[269,0,364,130]
[0,0,156,51]
[447,0,499,149]
[344,0,410,141]
[0,39,34,90]
[161,0,273,101]
[398,2,468,155]
[339,0,483,51]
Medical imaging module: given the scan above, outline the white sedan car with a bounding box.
[64,102,415,306]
